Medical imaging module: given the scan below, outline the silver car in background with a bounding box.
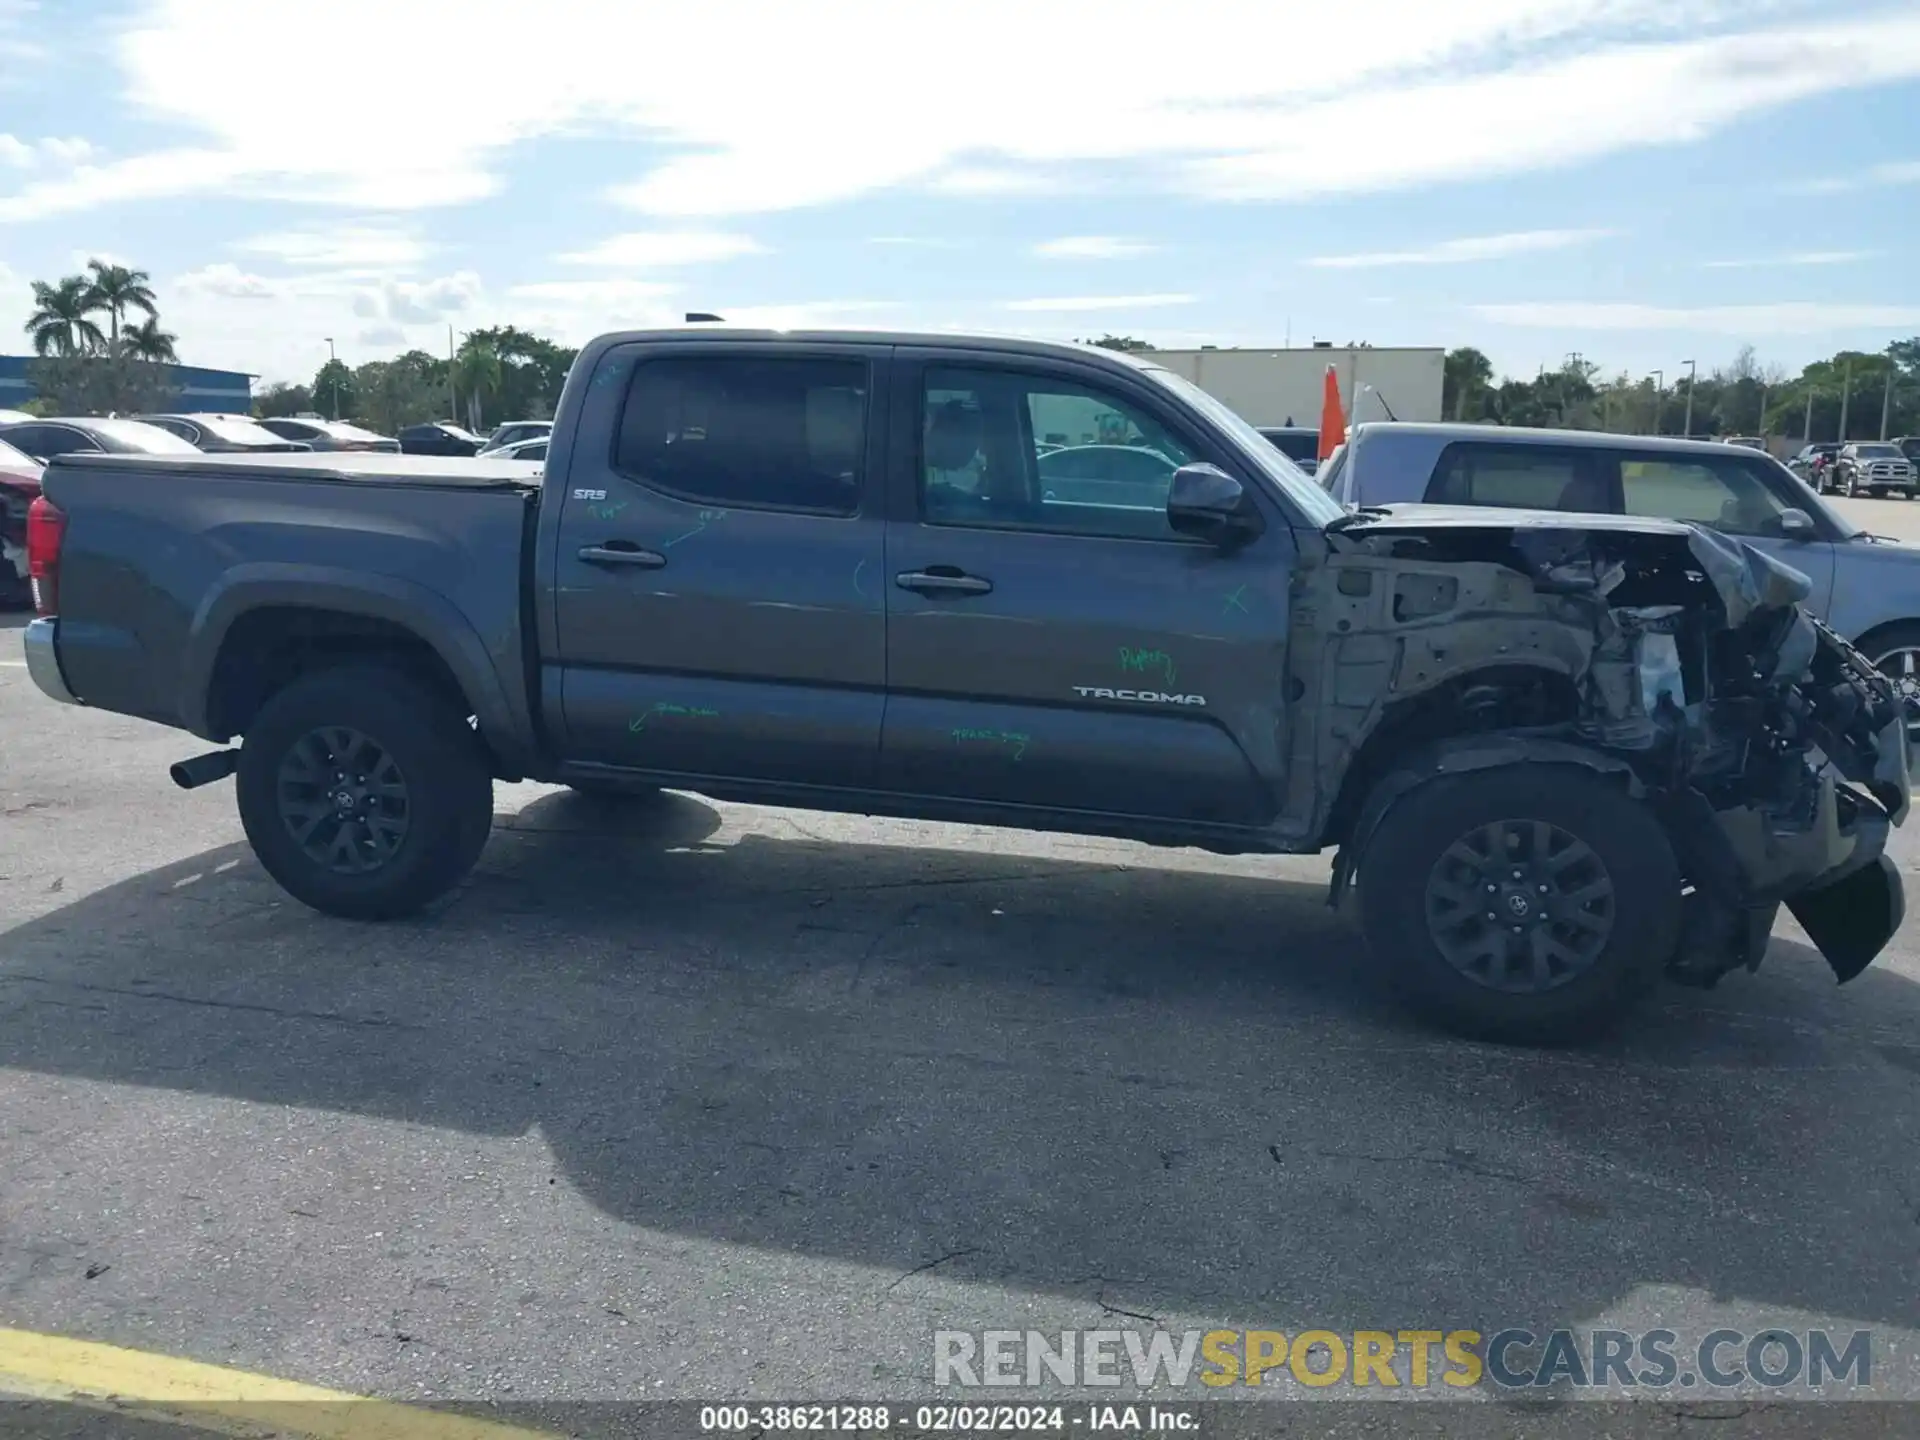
[1320,422,1920,735]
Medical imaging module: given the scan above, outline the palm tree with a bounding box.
[452,336,502,433]
[124,316,179,364]
[84,259,159,350]
[25,276,108,357]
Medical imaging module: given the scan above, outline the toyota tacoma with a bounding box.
[20,328,1911,1041]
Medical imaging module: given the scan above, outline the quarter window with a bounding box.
[920,367,1199,541]
[612,356,867,515]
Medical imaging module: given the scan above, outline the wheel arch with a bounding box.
[183,566,533,777]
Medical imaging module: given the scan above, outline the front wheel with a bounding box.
[1358,766,1681,1044]
[236,665,495,919]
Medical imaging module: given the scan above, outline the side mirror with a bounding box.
[1778,508,1816,540]
[1168,462,1264,548]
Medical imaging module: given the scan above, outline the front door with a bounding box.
[549,341,890,788]
[1610,450,1839,617]
[878,350,1295,830]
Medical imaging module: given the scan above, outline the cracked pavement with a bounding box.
[5,493,1920,1435]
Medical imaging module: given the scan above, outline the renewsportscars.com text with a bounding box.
[933,1328,1873,1391]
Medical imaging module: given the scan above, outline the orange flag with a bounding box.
[1318,364,1347,462]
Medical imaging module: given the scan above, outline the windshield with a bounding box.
[88,419,202,453]
[323,421,390,443]
[200,415,299,446]
[1855,444,1902,459]
[1144,367,1345,526]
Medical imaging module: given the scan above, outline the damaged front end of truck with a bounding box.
[1305,507,1909,990]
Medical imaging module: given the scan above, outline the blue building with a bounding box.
[0,354,254,414]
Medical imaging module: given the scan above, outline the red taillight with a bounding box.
[26,494,64,616]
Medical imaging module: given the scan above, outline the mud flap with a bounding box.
[1785,852,1906,983]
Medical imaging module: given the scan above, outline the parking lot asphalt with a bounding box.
[5,493,1920,1434]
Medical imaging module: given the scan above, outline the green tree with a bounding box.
[1087,334,1152,353]
[312,359,356,421]
[123,315,179,363]
[461,326,576,420]
[254,382,315,419]
[352,350,449,434]
[26,351,178,414]
[452,335,503,432]
[1442,347,1495,420]
[25,275,106,357]
[83,259,158,351]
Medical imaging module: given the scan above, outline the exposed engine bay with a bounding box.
[1295,506,1910,989]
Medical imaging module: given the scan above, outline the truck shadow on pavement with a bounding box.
[4,786,1920,1338]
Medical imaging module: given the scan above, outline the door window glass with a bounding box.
[1618,456,1795,537]
[921,367,1198,540]
[1426,444,1606,511]
[613,356,867,515]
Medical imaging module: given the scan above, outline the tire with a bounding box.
[236,665,494,919]
[1358,766,1681,1044]
[1862,621,1920,747]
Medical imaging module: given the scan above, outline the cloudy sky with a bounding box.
[0,0,1916,387]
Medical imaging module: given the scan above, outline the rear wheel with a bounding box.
[1359,766,1680,1044]
[236,665,494,919]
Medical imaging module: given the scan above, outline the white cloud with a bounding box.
[175,263,280,300]
[1033,236,1156,260]
[0,134,95,169]
[556,231,766,267]
[1306,228,1613,268]
[27,0,1908,224]
[924,167,1066,198]
[867,236,965,248]
[1470,301,1920,335]
[1000,294,1196,312]
[1701,250,1878,268]
[370,272,482,324]
[357,325,407,348]
[234,225,430,269]
[1788,159,1920,194]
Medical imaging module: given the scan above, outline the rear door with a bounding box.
[877,349,1293,829]
[549,340,889,788]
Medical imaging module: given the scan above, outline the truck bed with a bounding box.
[40,451,540,759]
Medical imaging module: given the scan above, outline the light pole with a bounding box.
[1882,365,1895,441]
[1838,356,1854,441]
[324,337,339,420]
[1681,359,1697,437]
[1650,370,1664,435]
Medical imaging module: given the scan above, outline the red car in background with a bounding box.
[0,434,42,608]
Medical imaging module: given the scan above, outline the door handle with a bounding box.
[896,568,993,596]
[579,543,667,569]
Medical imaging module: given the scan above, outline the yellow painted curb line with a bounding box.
[0,1326,561,1439]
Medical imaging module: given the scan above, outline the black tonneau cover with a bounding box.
[57,451,544,490]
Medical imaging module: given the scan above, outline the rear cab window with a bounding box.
[1424,442,1612,513]
[612,354,869,515]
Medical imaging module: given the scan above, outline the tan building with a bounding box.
[1141,344,1446,427]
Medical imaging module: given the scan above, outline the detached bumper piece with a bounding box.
[1787,853,1906,984]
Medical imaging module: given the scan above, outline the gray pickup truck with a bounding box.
[20,328,1911,1043]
